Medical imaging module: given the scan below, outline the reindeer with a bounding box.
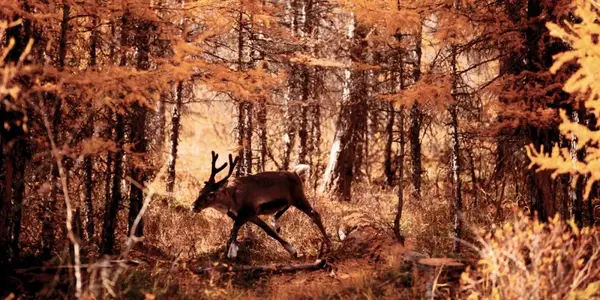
[190,151,331,259]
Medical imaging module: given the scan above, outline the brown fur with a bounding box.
[191,152,330,258]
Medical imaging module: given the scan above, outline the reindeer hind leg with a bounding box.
[250,216,297,258]
[270,204,290,233]
[293,201,331,251]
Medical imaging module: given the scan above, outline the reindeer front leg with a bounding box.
[226,217,247,259]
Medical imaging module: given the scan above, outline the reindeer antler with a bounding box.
[215,154,239,186]
[208,151,228,183]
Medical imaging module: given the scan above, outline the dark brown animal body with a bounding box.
[191,152,330,258]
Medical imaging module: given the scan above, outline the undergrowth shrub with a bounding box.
[460,213,600,300]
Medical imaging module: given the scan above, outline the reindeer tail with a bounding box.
[293,164,310,182]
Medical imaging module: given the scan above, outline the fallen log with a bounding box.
[193,259,327,275]
[415,258,466,299]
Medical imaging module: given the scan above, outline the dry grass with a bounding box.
[460,213,600,299]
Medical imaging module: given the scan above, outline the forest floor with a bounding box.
[122,224,467,300]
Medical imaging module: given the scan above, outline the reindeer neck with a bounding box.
[209,186,235,214]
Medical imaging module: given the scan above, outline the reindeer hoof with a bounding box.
[284,244,297,258]
[270,217,281,233]
[227,242,239,259]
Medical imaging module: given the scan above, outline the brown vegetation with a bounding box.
[1,0,600,299]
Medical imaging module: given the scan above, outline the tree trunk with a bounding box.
[43,1,70,259]
[166,82,183,195]
[449,104,463,253]
[298,67,310,165]
[327,66,368,200]
[83,142,94,243]
[128,103,148,238]
[102,112,113,252]
[450,46,463,253]
[128,20,152,237]
[393,44,407,242]
[409,17,423,205]
[320,15,355,197]
[589,182,598,226]
[101,113,124,255]
[243,102,253,173]
[0,12,31,264]
[384,100,395,187]
[330,22,370,201]
[394,107,405,244]
[320,15,357,200]
[9,139,28,261]
[155,99,166,152]
[468,149,478,209]
[311,103,322,191]
[569,108,585,227]
[235,8,253,176]
[282,86,296,170]
[257,100,268,172]
[101,12,129,255]
[1,139,28,262]
[237,101,246,177]
[84,14,99,243]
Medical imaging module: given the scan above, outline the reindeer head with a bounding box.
[191,151,239,213]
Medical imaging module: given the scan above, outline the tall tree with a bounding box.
[127,19,153,237]
[409,16,423,205]
[166,82,184,195]
[101,10,130,255]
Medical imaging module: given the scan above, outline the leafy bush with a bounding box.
[460,214,600,299]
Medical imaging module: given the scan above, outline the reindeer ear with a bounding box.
[218,180,229,188]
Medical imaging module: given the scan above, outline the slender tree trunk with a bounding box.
[166,82,183,195]
[257,100,268,172]
[101,113,124,255]
[1,150,14,260]
[102,112,113,251]
[43,1,70,259]
[83,146,94,242]
[1,139,28,262]
[10,139,27,260]
[393,43,407,243]
[0,113,4,263]
[155,100,166,152]
[243,102,253,173]
[409,99,422,204]
[299,0,314,168]
[84,14,99,243]
[409,17,423,205]
[128,20,152,237]
[235,8,254,175]
[101,12,129,255]
[450,46,463,253]
[0,12,31,264]
[298,68,310,164]
[128,104,147,238]
[394,107,405,244]
[589,182,598,225]
[237,101,246,176]
[384,99,395,187]
[282,87,296,170]
[311,103,322,191]
[468,149,478,208]
[586,115,597,224]
[569,108,585,227]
